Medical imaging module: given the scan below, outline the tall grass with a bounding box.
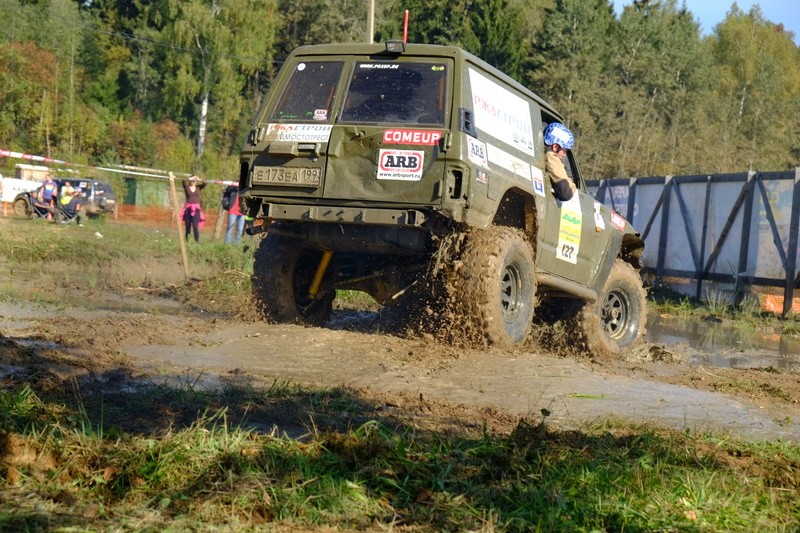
[1,382,798,532]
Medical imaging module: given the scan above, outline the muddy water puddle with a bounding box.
[646,315,800,370]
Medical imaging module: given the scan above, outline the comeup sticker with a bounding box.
[556,196,582,264]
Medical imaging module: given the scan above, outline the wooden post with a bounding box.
[168,172,190,280]
[213,202,226,240]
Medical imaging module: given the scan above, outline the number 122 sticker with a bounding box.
[556,196,582,264]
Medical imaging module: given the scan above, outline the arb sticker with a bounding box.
[467,136,489,167]
[377,149,424,181]
[383,129,442,145]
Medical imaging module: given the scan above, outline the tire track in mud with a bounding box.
[125,317,800,442]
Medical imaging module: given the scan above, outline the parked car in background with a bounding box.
[72,178,116,216]
[12,177,116,218]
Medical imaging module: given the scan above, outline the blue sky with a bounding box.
[612,1,799,44]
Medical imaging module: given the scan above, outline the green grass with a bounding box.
[0,217,256,268]
[0,382,798,532]
[648,284,800,337]
[2,217,799,530]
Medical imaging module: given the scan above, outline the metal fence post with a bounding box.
[735,171,756,305]
[784,167,800,316]
[627,177,637,225]
[656,175,673,285]
[696,175,713,299]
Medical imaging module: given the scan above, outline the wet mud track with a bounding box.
[1,296,799,442]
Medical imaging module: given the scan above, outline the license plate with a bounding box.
[252,166,321,187]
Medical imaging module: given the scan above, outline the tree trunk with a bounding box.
[196,89,209,157]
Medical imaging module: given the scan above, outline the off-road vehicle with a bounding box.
[239,41,646,356]
[13,178,116,218]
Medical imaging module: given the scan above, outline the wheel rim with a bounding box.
[601,289,630,340]
[500,262,524,316]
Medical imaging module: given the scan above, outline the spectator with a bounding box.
[181,175,206,243]
[40,173,58,220]
[223,185,245,245]
[59,181,74,206]
[61,188,84,226]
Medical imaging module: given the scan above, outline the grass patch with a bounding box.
[0,379,798,531]
[648,284,800,338]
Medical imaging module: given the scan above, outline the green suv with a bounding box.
[239,41,647,357]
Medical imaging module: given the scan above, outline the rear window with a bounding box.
[94,182,114,194]
[271,61,344,122]
[340,62,448,125]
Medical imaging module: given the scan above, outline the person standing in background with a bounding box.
[40,173,58,220]
[223,184,246,245]
[181,175,206,242]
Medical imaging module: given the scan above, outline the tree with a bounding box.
[379,0,527,79]
[705,5,800,172]
[609,0,708,177]
[161,0,279,158]
[274,0,377,58]
[528,0,619,177]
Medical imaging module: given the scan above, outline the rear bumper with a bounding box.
[258,202,428,228]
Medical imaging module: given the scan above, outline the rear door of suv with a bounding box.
[248,53,452,206]
[324,58,451,205]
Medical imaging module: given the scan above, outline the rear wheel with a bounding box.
[252,232,334,326]
[13,198,30,218]
[575,260,647,359]
[449,226,536,347]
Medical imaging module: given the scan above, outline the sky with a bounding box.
[611,0,799,44]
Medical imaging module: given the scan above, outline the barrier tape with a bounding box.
[0,149,236,185]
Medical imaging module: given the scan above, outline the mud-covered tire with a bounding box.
[252,232,334,326]
[13,198,30,218]
[576,260,646,359]
[450,226,536,347]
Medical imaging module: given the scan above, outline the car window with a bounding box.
[340,62,448,124]
[271,61,344,122]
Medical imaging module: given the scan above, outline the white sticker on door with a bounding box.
[556,196,582,264]
[377,149,425,181]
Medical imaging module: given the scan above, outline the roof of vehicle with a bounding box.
[54,177,112,186]
[286,42,563,122]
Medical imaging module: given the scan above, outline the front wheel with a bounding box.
[449,226,536,347]
[252,232,335,326]
[13,198,30,218]
[576,260,647,359]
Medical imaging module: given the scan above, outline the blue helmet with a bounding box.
[543,122,574,150]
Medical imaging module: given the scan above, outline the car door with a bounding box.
[322,58,452,205]
[538,151,609,285]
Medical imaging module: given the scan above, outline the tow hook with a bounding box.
[308,251,333,299]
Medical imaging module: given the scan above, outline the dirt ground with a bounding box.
[1,252,799,443]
